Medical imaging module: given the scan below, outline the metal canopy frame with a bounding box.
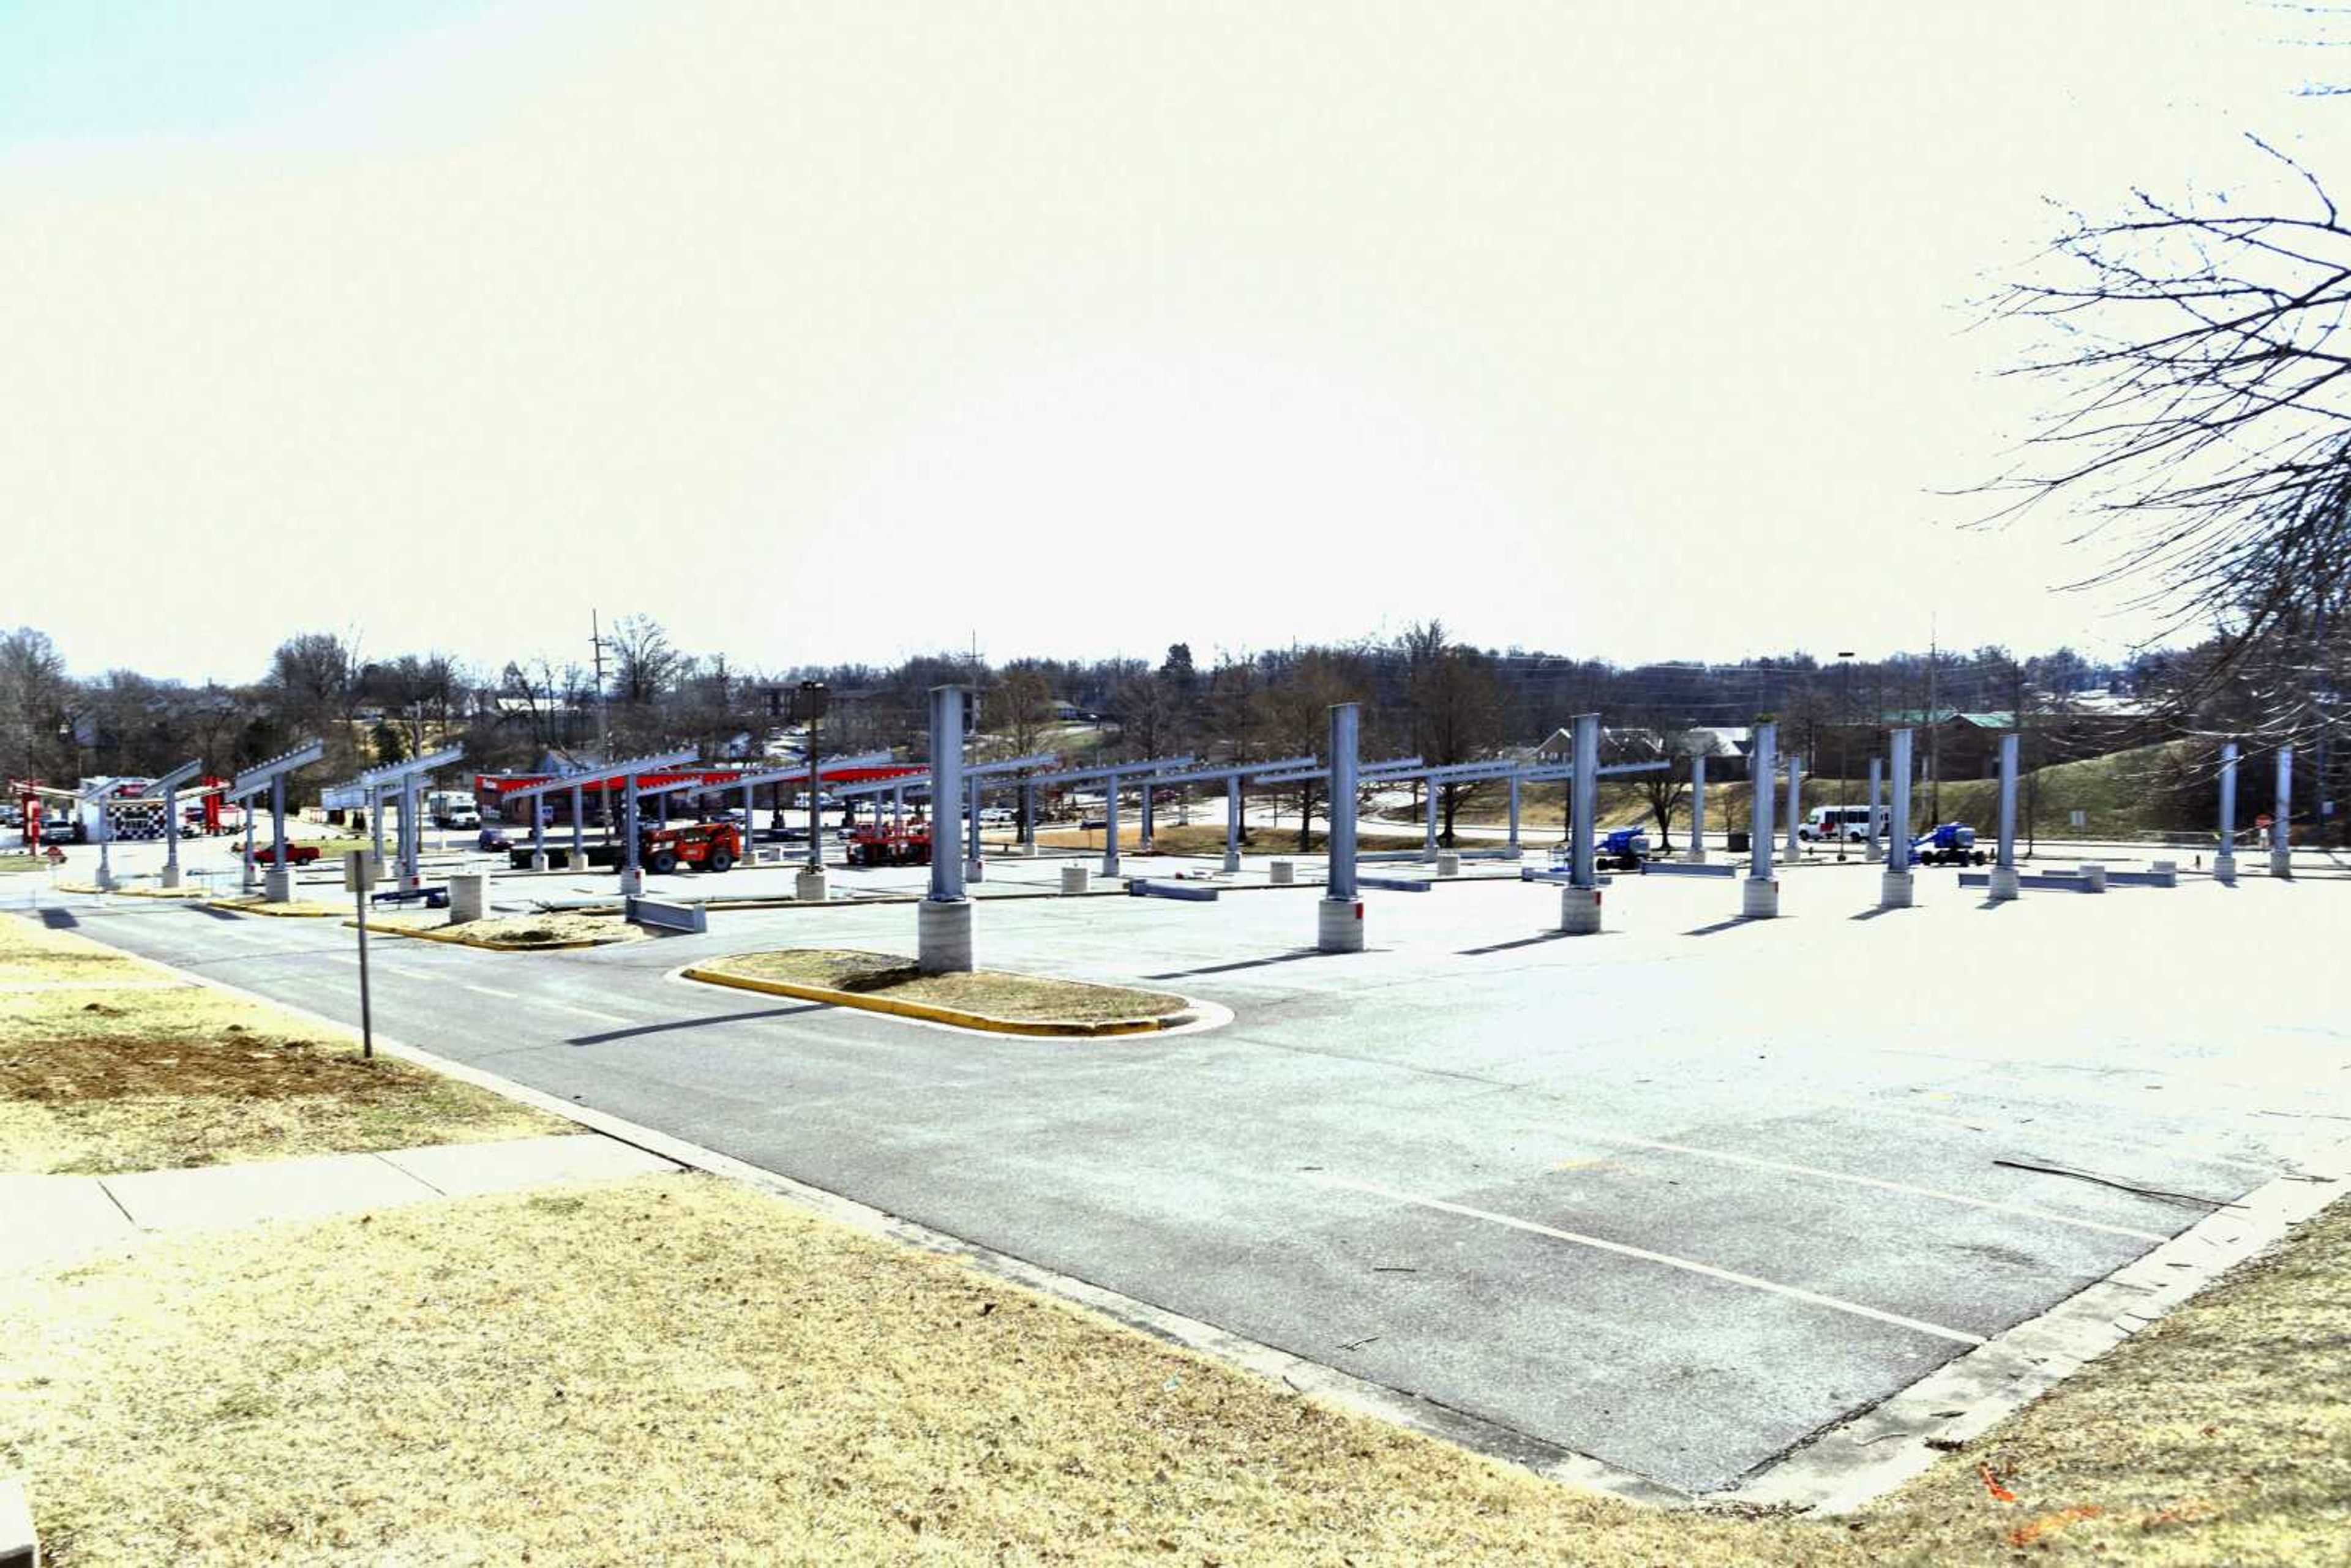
[133,760,205,884]
[1021,755,1195,876]
[227,740,325,895]
[321,746,466,892]
[502,748,698,887]
[1123,756,1318,868]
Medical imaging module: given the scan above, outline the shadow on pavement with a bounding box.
[565,1004,828,1047]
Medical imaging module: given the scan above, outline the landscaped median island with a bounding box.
[0,915,559,1173]
[198,893,345,918]
[358,908,643,950]
[684,947,1194,1035]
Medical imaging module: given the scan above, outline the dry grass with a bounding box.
[203,895,347,918]
[0,852,40,874]
[373,909,642,948]
[698,947,1188,1026]
[0,915,563,1174]
[6,1174,2344,1566]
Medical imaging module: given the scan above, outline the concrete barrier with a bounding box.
[1358,874,1432,893]
[624,896,707,935]
[1639,860,1738,879]
[1128,879,1220,902]
[1436,851,1461,876]
[449,872,490,924]
[795,867,829,903]
[1269,859,1296,885]
[2077,862,2109,893]
[1060,864,1092,895]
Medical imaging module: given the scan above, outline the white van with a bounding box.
[1799,805,1885,842]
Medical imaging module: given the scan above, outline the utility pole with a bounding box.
[591,609,612,828]
[1836,651,1854,861]
[1925,620,1941,822]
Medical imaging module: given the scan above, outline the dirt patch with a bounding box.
[0,913,564,1174]
[369,909,642,948]
[695,947,1188,1027]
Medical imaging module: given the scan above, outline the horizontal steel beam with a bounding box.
[500,748,699,803]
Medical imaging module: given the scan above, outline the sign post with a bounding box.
[345,852,376,1059]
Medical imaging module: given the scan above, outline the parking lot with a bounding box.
[20,847,2348,1499]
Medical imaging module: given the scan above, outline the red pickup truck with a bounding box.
[247,842,322,866]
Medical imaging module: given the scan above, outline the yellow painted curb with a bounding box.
[681,965,1182,1038]
[342,918,624,953]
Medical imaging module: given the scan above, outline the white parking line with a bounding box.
[462,983,521,1001]
[1308,1172,1987,1347]
[1576,1132,2170,1243]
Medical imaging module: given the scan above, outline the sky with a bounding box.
[2,1,2342,685]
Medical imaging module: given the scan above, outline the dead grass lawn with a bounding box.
[372,909,642,948]
[699,947,1189,1026]
[5,1174,2344,1566]
[0,915,562,1174]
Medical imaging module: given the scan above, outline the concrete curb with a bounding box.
[680,963,1190,1038]
[199,899,342,919]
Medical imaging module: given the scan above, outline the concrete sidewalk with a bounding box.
[4,1134,678,1276]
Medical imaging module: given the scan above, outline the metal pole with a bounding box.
[163,781,181,883]
[1866,757,1883,861]
[624,775,642,884]
[571,786,584,863]
[243,800,257,891]
[1888,729,1914,872]
[1141,783,1155,853]
[1103,776,1122,879]
[893,784,905,833]
[400,772,421,888]
[966,773,983,877]
[1688,750,1707,863]
[1507,773,1521,855]
[806,711,822,869]
[1750,724,1777,880]
[271,775,288,869]
[96,792,114,891]
[370,784,385,866]
[1328,704,1359,902]
[2273,743,2294,877]
[1423,776,1439,862]
[1226,776,1241,863]
[1783,752,1802,864]
[930,687,966,902]
[2216,741,2239,879]
[741,783,756,862]
[1022,779,1036,848]
[1570,713,1599,890]
[353,869,375,1059]
[1997,732,2019,870]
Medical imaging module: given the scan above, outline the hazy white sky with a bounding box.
[3,2,2340,683]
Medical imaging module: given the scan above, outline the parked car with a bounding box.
[977,806,1016,826]
[39,817,77,845]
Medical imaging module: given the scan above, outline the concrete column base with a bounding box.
[1558,884,1602,935]
[2078,862,2108,893]
[1060,864,1092,895]
[796,868,830,903]
[2214,855,2238,887]
[1316,896,1364,952]
[449,873,490,924]
[1684,847,1708,865]
[1742,877,1779,919]
[264,867,293,902]
[1988,865,2020,902]
[2150,860,2179,888]
[617,868,644,896]
[2270,847,2293,880]
[1501,844,1523,860]
[918,897,975,974]
[94,866,117,892]
[967,858,986,883]
[1222,850,1242,873]
[531,852,549,872]
[1269,858,1296,885]
[1878,869,1914,909]
[160,863,182,889]
[1436,851,1462,877]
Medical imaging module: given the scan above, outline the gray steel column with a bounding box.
[893,785,905,833]
[370,785,386,864]
[929,687,966,902]
[1783,752,1802,863]
[163,781,181,881]
[401,773,421,887]
[95,793,114,890]
[1103,779,1122,879]
[1689,751,1707,861]
[741,784,755,858]
[2274,745,2294,854]
[1422,779,1438,861]
[271,775,288,867]
[531,785,546,862]
[571,786,584,861]
[1022,779,1036,847]
[1507,773,1521,852]
[1226,777,1242,863]
[1750,724,1777,880]
[624,776,641,881]
[966,773,983,874]
[1866,757,1883,860]
[1570,713,1600,890]
[1997,732,2019,869]
[1328,703,1359,901]
[243,803,257,890]
[2216,741,2239,876]
[1141,785,1155,852]
[1888,729,1914,872]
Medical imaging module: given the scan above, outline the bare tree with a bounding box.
[1983,137,2351,696]
[1398,621,1504,845]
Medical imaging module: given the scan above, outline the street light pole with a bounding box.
[1836,651,1855,861]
